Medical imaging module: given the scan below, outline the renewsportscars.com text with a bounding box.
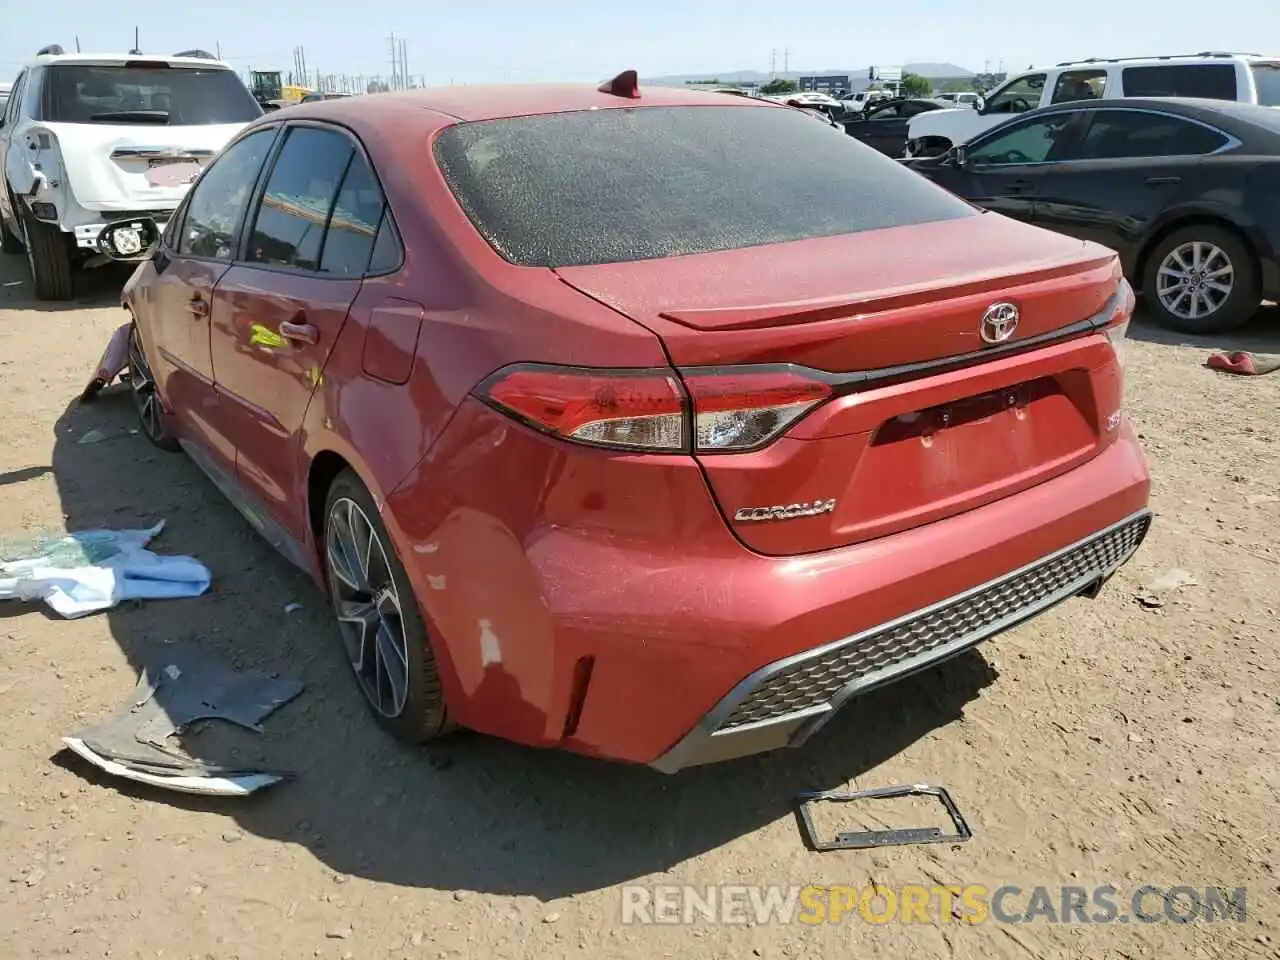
[620,884,1247,926]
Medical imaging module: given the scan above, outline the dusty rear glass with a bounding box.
[432,104,977,268]
[41,64,263,125]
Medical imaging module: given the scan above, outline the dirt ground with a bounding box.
[0,251,1277,960]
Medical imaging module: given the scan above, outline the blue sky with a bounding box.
[2,1,1275,85]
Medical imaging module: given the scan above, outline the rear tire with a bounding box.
[128,321,181,452]
[1141,224,1260,335]
[322,470,453,744]
[19,202,74,301]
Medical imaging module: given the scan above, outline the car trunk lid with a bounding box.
[556,214,1130,555]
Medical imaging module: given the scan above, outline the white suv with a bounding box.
[0,47,262,299]
[905,52,1280,159]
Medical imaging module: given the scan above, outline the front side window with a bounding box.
[246,127,354,271]
[983,74,1046,114]
[178,128,276,260]
[41,63,262,125]
[433,105,976,268]
[968,113,1077,165]
[1052,69,1107,104]
[1251,62,1280,106]
[1076,110,1229,159]
[1121,64,1238,101]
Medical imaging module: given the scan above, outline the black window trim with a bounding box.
[235,118,405,279]
[173,123,283,265]
[1071,106,1241,160]
[966,108,1090,168]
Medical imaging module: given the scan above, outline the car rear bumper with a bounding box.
[389,397,1152,772]
[649,505,1150,772]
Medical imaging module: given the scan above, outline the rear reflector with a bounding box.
[476,363,833,454]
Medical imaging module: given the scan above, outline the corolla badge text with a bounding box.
[734,499,838,522]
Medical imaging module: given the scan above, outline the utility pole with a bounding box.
[400,38,408,88]
[75,36,81,53]
[784,48,790,74]
[215,41,222,59]
[770,48,776,78]
[389,32,399,90]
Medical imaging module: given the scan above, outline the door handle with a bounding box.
[1007,179,1035,193]
[186,296,209,318]
[279,320,319,345]
[1144,176,1181,185]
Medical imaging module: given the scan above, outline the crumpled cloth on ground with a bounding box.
[1205,351,1280,376]
[0,520,210,618]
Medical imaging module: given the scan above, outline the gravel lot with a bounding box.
[1,253,1277,960]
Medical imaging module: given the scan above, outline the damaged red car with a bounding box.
[97,72,1151,772]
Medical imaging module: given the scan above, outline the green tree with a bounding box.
[760,78,798,95]
[900,72,932,97]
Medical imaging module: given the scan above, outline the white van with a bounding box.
[905,52,1280,158]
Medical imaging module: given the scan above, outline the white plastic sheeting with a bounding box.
[0,520,210,618]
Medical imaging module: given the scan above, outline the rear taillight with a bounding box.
[682,367,832,451]
[480,366,686,452]
[477,363,832,454]
[1103,277,1134,371]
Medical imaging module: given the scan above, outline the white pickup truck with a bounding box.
[904,52,1280,158]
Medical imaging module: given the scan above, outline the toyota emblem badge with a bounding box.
[980,302,1020,344]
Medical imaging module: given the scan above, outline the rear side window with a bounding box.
[366,209,403,274]
[433,105,975,268]
[1051,69,1107,104]
[1076,110,1228,159]
[1121,64,1238,100]
[1252,63,1280,106]
[318,152,385,276]
[41,64,262,125]
[247,127,354,271]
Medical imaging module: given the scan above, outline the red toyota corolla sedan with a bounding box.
[100,72,1151,772]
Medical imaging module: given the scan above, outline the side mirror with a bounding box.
[98,217,160,260]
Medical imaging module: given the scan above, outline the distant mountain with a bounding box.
[645,63,975,89]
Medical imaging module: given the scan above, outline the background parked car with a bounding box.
[905,52,1280,159]
[843,97,951,155]
[0,47,262,300]
[906,97,1280,334]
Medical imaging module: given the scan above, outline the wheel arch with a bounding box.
[1133,213,1260,295]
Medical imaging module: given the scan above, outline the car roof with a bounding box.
[26,52,236,69]
[1051,52,1274,69]
[287,81,770,123]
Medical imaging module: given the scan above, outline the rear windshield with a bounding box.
[42,64,262,125]
[432,105,976,268]
[1252,63,1280,106]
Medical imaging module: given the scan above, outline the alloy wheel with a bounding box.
[325,497,411,718]
[128,325,166,442]
[1156,241,1234,322]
